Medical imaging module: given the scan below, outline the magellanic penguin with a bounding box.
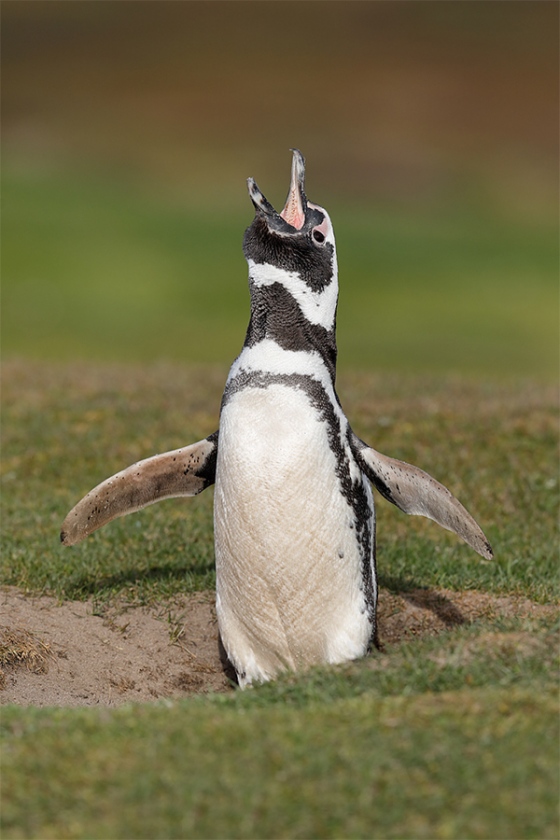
[61,150,493,687]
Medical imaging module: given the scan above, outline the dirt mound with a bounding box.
[1,586,554,707]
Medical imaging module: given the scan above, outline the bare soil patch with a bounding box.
[1,586,555,707]
[0,588,229,707]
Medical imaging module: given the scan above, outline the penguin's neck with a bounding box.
[243,261,338,382]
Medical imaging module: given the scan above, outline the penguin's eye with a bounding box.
[312,229,325,245]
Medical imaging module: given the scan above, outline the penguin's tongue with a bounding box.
[280,190,305,230]
[280,149,306,230]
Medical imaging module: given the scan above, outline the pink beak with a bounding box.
[280,149,307,230]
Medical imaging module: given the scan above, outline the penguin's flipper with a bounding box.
[60,432,218,546]
[352,434,493,560]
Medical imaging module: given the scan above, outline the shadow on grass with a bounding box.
[62,560,215,600]
[378,572,423,593]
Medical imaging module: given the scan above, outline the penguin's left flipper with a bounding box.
[352,434,493,560]
[60,432,218,547]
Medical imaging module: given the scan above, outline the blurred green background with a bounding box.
[2,0,558,378]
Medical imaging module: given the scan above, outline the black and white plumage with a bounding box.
[61,150,493,687]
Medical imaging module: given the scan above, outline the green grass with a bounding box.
[1,359,558,837]
[2,170,558,377]
[1,361,558,839]
[2,680,558,839]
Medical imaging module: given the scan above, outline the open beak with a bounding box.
[247,149,308,232]
[280,149,307,230]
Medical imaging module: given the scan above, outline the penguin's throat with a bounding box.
[248,271,338,337]
[245,284,338,381]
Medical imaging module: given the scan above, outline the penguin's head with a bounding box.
[243,150,337,294]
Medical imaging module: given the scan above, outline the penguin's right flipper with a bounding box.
[351,434,493,561]
[60,432,218,546]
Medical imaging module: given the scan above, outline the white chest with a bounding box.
[213,382,374,685]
